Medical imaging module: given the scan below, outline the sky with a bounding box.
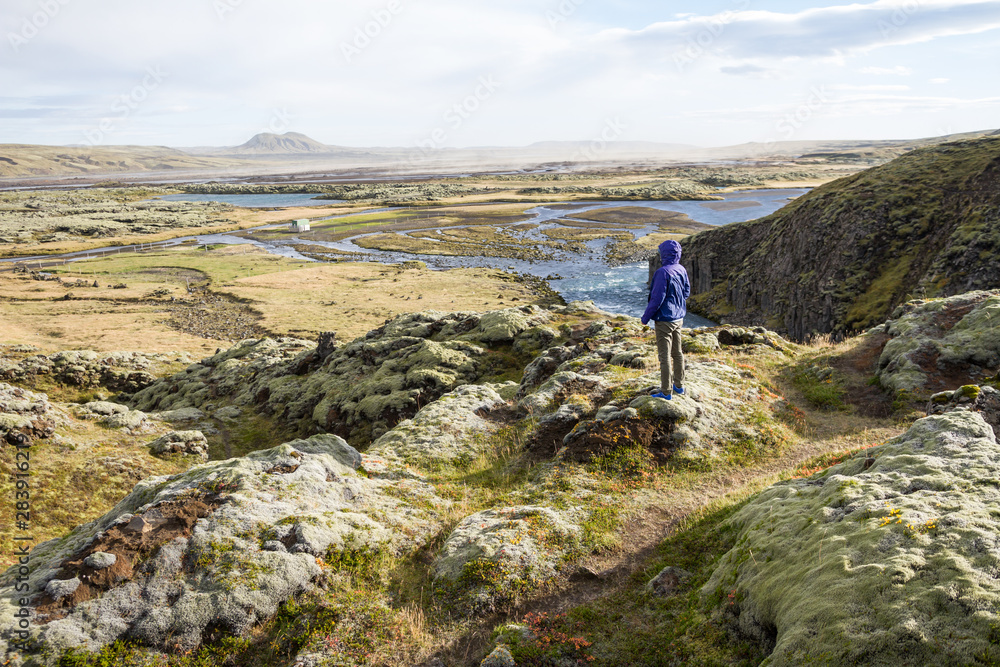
[2,0,999,149]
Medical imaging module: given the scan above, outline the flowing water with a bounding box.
[10,189,807,328]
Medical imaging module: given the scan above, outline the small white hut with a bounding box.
[291,219,311,232]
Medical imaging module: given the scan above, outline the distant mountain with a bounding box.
[0,144,249,179]
[229,132,341,155]
[681,135,1000,341]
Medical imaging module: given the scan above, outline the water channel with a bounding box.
[7,189,807,328]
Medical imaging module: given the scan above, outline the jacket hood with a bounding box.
[659,240,682,266]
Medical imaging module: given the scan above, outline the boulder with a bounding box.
[148,431,210,460]
[78,401,129,417]
[100,409,148,432]
[367,384,507,468]
[703,411,1000,665]
[434,506,583,613]
[875,290,1000,396]
[0,383,62,442]
[926,384,1000,434]
[647,566,692,597]
[151,407,206,424]
[0,433,447,659]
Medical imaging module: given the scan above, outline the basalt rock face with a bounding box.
[678,136,1000,341]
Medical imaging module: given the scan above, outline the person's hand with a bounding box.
[640,317,649,326]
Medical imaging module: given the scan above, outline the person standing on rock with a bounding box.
[641,239,690,401]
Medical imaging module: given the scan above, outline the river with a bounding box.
[9,189,807,328]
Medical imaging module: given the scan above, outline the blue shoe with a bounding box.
[651,392,671,400]
[673,385,684,395]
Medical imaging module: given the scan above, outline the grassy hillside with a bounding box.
[682,136,1000,340]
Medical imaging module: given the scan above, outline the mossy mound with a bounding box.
[0,434,446,662]
[703,411,1000,665]
[434,506,584,614]
[0,382,64,442]
[367,383,511,469]
[875,290,1000,396]
[127,307,552,444]
[0,349,181,394]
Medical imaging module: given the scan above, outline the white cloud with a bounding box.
[603,1,1000,60]
[1,0,1000,147]
[860,66,913,75]
[930,77,951,84]
[832,84,911,91]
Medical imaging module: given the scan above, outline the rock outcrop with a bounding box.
[0,383,63,444]
[679,136,1000,341]
[873,290,1000,396]
[0,350,179,393]
[127,308,554,443]
[0,434,446,659]
[704,410,1000,665]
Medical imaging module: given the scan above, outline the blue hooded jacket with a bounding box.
[641,240,691,324]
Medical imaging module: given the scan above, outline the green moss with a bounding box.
[323,542,390,578]
[524,499,760,666]
[957,384,981,401]
[844,253,915,332]
[588,441,656,479]
[581,505,621,552]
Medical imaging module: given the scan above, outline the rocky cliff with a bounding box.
[680,136,1000,341]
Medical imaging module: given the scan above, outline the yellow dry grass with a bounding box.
[0,273,219,355]
[0,247,547,354]
[0,417,188,568]
[226,262,541,342]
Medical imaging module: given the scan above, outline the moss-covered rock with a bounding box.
[0,434,447,662]
[0,349,174,393]
[0,382,63,442]
[703,411,1000,665]
[434,506,583,613]
[127,308,551,444]
[366,384,509,469]
[875,290,1000,396]
[147,430,209,460]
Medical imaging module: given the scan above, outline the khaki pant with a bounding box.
[654,319,684,392]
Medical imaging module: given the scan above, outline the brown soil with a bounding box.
[34,493,225,622]
[829,332,894,418]
[908,344,982,394]
[164,288,272,342]
[561,417,672,463]
[930,301,978,332]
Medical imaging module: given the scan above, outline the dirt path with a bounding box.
[435,355,905,664]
